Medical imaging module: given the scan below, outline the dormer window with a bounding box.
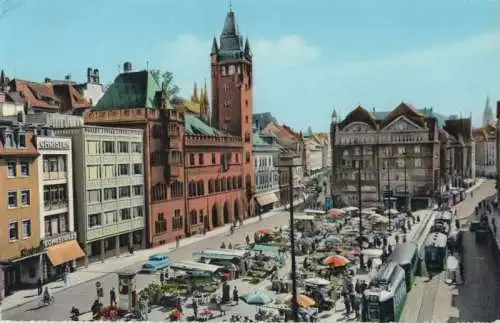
[4,132,14,148]
[17,130,26,148]
[228,65,235,75]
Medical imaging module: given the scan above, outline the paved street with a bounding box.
[2,205,305,321]
[401,178,492,322]
[433,179,500,323]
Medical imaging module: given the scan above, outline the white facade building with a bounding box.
[55,126,146,265]
[35,135,82,281]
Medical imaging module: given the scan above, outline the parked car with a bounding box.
[141,253,171,273]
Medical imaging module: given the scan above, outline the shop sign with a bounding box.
[20,245,44,258]
[42,231,77,248]
[37,137,70,150]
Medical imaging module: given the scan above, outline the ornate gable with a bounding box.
[381,115,422,131]
[342,121,374,132]
[338,105,377,130]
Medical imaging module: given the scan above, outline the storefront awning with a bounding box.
[256,193,279,206]
[46,240,85,266]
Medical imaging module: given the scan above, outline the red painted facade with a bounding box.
[84,8,255,248]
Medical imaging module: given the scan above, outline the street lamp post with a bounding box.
[279,163,304,322]
[385,160,391,231]
[403,152,408,213]
[357,159,365,269]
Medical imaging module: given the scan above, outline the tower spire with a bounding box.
[483,94,494,126]
[191,82,199,102]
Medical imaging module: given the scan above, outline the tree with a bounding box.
[150,69,180,102]
[0,0,24,20]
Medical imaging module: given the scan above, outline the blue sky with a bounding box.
[1,0,500,131]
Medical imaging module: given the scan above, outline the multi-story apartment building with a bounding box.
[0,121,41,296]
[331,103,442,210]
[303,136,323,177]
[473,122,496,177]
[279,152,304,206]
[260,121,305,206]
[442,118,475,187]
[55,126,146,265]
[253,130,280,214]
[35,133,84,281]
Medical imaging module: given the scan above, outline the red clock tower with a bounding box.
[210,8,255,216]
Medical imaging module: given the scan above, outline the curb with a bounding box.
[2,199,305,312]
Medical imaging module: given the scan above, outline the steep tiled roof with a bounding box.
[9,79,60,109]
[52,83,91,113]
[338,105,377,130]
[380,102,425,129]
[93,70,161,110]
[372,107,448,127]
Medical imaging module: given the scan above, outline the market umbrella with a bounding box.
[304,277,330,286]
[323,235,342,243]
[257,229,272,235]
[242,292,274,305]
[328,209,345,217]
[323,255,350,267]
[285,294,316,308]
[384,209,399,216]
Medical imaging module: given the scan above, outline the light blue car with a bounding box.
[141,253,171,273]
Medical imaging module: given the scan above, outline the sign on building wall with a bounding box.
[37,137,71,150]
[42,231,77,248]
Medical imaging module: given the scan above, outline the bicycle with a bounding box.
[39,295,55,306]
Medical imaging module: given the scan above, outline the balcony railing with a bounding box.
[43,171,68,181]
[44,201,69,211]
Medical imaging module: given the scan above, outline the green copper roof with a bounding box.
[184,113,218,135]
[93,70,161,110]
[253,132,268,146]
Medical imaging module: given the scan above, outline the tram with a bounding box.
[424,232,448,271]
[362,261,407,322]
[388,242,418,291]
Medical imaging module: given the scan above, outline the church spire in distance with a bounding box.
[483,94,494,126]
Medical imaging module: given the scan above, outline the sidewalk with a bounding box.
[1,199,305,312]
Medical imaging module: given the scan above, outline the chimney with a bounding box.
[44,78,51,83]
[93,69,100,84]
[123,62,132,73]
[64,74,71,80]
[87,67,92,83]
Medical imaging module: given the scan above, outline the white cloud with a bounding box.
[252,35,321,67]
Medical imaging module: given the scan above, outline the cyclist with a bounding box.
[43,287,52,304]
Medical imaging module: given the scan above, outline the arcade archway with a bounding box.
[223,202,230,224]
[211,204,219,228]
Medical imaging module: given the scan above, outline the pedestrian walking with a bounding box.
[232,286,239,305]
[160,271,165,285]
[245,235,250,245]
[192,298,198,319]
[176,236,180,248]
[343,296,351,315]
[37,278,43,295]
[110,287,117,306]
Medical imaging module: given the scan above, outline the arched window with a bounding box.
[208,179,214,193]
[189,181,196,197]
[237,176,243,188]
[215,179,221,192]
[233,177,237,189]
[190,210,197,225]
[227,177,232,190]
[197,180,204,195]
[221,177,226,191]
